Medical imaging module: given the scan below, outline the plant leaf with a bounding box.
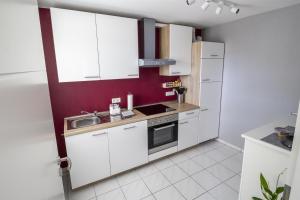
[260,173,270,191]
[252,197,263,200]
[275,187,284,194]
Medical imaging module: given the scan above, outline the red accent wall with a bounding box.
[39,8,179,157]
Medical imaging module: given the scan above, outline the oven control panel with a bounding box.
[148,114,179,127]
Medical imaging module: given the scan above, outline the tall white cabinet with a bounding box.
[181,41,224,143]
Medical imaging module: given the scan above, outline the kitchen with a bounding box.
[1,0,300,200]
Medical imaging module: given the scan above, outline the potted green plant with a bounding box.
[252,170,286,200]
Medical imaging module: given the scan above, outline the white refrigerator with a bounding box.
[0,0,64,199]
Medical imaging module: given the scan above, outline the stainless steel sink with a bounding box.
[70,116,101,129]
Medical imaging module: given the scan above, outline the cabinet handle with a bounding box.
[84,75,100,78]
[179,121,189,125]
[128,74,138,77]
[124,126,137,130]
[186,112,195,115]
[154,124,175,131]
[92,132,107,136]
[200,108,208,112]
[172,72,180,75]
[202,78,211,82]
[210,54,219,57]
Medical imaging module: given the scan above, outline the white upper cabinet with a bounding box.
[65,130,111,189]
[200,59,224,82]
[200,42,224,59]
[51,8,139,82]
[108,121,148,175]
[96,14,139,80]
[51,8,100,82]
[160,24,193,76]
[0,0,45,74]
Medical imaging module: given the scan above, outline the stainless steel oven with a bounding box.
[148,114,178,155]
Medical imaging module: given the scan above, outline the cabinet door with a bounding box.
[51,8,100,82]
[178,117,200,151]
[200,59,224,82]
[65,130,110,189]
[108,121,148,175]
[199,82,222,142]
[169,24,193,76]
[96,14,139,80]
[0,0,45,74]
[200,42,224,59]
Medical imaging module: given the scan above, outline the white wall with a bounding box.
[203,4,300,148]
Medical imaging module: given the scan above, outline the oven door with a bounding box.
[148,121,178,155]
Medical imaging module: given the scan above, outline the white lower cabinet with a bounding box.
[108,120,148,175]
[198,108,220,143]
[178,109,200,151]
[178,117,200,151]
[65,129,111,189]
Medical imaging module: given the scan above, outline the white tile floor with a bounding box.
[69,140,243,200]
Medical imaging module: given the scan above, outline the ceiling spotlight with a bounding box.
[216,1,224,15]
[230,5,240,14]
[201,0,210,10]
[186,0,196,5]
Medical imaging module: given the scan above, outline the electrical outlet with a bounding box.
[112,97,121,103]
[165,91,175,96]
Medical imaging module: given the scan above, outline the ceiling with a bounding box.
[38,0,300,28]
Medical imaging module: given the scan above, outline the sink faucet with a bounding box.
[81,110,98,116]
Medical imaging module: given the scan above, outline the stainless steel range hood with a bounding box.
[138,18,176,67]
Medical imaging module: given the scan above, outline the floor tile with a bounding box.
[192,154,217,168]
[194,193,216,200]
[193,143,214,154]
[225,175,241,192]
[221,154,243,173]
[174,177,205,200]
[206,164,235,181]
[217,145,240,157]
[209,184,238,200]
[141,195,156,200]
[184,148,203,158]
[206,140,225,149]
[143,171,171,193]
[177,159,203,175]
[70,185,95,200]
[169,152,190,164]
[192,170,222,190]
[117,170,140,186]
[121,179,151,200]
[205,149,229,162]
[136,163,159,178]
[154,185,185,200]
[97,188,125,200]
[161,165,188,184]
[94,177,119,196]
[153,158,174,170]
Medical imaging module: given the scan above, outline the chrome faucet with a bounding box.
[81,110,98,116]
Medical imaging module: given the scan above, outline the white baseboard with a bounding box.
[216,138,244,152]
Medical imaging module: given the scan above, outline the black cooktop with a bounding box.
[135,104,176,116]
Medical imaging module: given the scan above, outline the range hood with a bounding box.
[138,18,176,67]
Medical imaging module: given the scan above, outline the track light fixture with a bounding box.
[188,0,240,15]
[201,0,210,10]
[215,1,224,15]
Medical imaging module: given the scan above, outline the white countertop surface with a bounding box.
[242,116,297,155]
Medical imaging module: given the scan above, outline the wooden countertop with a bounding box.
[64,101,199,137]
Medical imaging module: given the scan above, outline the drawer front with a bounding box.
[201,42,224,59]
[179,109,200,120]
